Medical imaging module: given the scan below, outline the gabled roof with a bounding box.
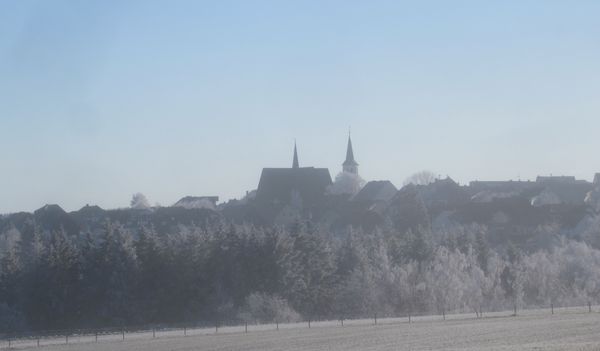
[536,176,585,184]
[256,167,332,208]
[173,196,219,209]
[352,180,397,203]
[416,177,470,209]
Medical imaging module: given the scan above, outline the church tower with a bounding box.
[292,141,299,169]
[342,134,358,175]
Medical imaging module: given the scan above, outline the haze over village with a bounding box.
[3,2,600,350]
[4,133,600,231]
[3,130,600,337]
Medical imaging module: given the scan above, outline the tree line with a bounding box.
[1,219,600,333]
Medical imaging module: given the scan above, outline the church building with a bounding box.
[343,135,359,176]
[255,142,333,218]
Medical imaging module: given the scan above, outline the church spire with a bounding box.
[343,133,358,175]
[292,140,299,168]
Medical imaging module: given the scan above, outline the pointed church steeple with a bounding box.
[292,141,299,169]
[343,133,358,175]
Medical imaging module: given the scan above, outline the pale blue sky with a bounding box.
[1,0,599,213]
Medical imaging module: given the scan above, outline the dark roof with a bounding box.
[174,196,219,207]
[77,204,104,213]
[33,204,80,235]
[452,197,588,231]
[533,176,592,204]
[256,167,332,208]
[416,177,470,210]
[343,136,358,167]
[469,177,592,205]
[468,180,536,195]
[352,180,397,203]
[73,204,105,218]
[536,176,585,184]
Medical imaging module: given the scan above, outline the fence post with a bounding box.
[184,326,187,336]
[8,338,11,348]
[276,320,279,331]
[66,333,69,344]
[341,318,344,327]
[551,303,554,315]
[308,319,311,328]
[153,328,156,339]
[122,328,125,341]
[408,313,411,324]
[37,336,40,347]
[245,322,247,334]
[443,310,445,321]
[374,313,377,325]
[95,331,98,343]
[215,321,218,334]
[589,301,592,313]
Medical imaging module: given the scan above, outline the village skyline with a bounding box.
[2,1,599,213]
[1,131,599,214]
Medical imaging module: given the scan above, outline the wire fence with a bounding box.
[1,303,598,350]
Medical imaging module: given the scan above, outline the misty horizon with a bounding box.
[2,1,600,213]
[1,135,598,214]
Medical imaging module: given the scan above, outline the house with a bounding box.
[352,180,397,204]
[173,196,219,209]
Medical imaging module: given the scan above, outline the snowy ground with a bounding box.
[4,306,600,350]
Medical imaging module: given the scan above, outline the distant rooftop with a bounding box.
[173,196,219,209]
[352,180,397,203]
[536,176,587,184]
[256,167,332,208]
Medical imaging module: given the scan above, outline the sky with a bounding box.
[1,0,599,213]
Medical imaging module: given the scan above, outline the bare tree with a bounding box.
[130,193,151,209]
[403,170,437,186]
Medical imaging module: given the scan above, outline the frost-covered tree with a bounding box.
[584,188,600,212]
[522,251,562,307]
[555,241,600,308]
[428,247,467,318]
[94,222,138,325]
[238,292,300,323]
[403,170,437,186]
[464,248,486,317]
[0,232,24,329]
[531,190,561,207]
[398,227,434,264]
[130,192,151,209]
[6,212,600,333]
[0,227,22,260]
[482,252,507,312]
[397,260,427,317]
[327,171,365,196]
[386,186,431,237]
[278,223,337,318]
[508,262,525,315]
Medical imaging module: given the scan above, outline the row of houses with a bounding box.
[177,137,598,230]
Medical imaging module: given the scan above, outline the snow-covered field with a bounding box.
[5,307,600,350]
